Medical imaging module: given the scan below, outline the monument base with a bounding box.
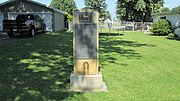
[70,72,107,92]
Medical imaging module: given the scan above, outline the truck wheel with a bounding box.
[7,32,15,38]
[30,28,35,37]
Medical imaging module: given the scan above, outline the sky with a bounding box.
[0,0,180,18]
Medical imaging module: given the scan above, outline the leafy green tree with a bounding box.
[172,5,180,12]
[160,7,170,12]
[50,0,77,15]
[116,0,164,22]
[104,11,111,20]
[84,0,107,20]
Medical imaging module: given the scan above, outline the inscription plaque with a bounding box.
[79,12,93,23]
[75,24,97,58]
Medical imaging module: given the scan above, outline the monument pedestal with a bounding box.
[70,72,106,92]
[70,8,106,92]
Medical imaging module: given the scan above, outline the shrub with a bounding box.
[168,33,175,38]
[150,19,172,35]
[67,13,72,21]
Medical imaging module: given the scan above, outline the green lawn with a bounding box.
[0,31,179,100]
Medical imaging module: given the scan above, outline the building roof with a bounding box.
[50,7,66,15]
[152,12,180,16]
[0,0,66,15]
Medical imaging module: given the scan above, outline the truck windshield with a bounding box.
[16,15,34,20]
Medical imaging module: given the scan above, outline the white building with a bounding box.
[152,12,180,26]
[152,12,180,37]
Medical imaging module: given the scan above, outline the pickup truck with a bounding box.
[3,14,46,37]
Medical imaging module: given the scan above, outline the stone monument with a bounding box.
[70,8,105,91]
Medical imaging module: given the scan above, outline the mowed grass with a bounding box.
[0,30,180,100]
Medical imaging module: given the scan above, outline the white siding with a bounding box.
[174,28,180,37]
[166,15,180,25]
[152,16,160,23]
[54,11,65,31]
[152,13,180,26]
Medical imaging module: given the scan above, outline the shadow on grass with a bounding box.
[166,37,180,41]
[147,33,180,41]
[0,31,86,100]
[148,33,168,36]
[99,35,156,68]
[99,33,124,36]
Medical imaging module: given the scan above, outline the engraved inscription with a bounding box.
[75,24,97,58]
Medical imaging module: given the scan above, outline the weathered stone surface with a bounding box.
[70,72,107,92]
[74,24,97,58]
[70,8,105,92]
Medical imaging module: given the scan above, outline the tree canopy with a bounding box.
[84,0,109,20]
[159,7,170,12]
[116,0,164,22]
[172,5,180,12]
[50,0,77,15]
[104,11,111,20]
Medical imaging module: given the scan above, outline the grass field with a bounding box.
[0,30,179,100]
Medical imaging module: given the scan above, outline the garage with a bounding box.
[0,0,66,32]
[0,13,4,31]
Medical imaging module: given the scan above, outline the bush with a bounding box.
[168,33,175,38]
[150,19,172,35]
[67,13,72,21]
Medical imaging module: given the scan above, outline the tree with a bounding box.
[116,0,164,22]
[84,0,108,20]
[50,0,77,15]
[104,11,111,20]
[160,7,170,12]
[172,5,180,12]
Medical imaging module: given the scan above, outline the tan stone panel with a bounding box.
[74,59,98,75]
[92,12,99,23]
[73,8,98,24]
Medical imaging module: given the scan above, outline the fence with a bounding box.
[66,21,153,32]
[99,21,153,31]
